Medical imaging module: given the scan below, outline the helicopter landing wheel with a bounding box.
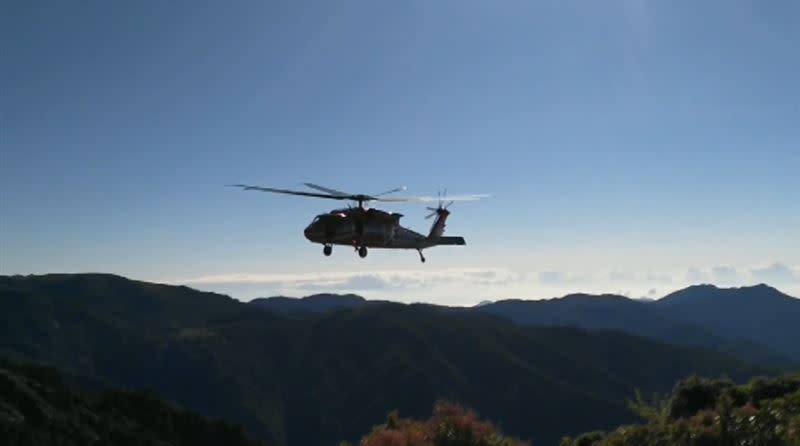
[323,245,332,256]
[358,246,368,258]
[417,249,426,263]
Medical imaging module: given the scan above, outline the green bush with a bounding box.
[667,375,735,419]
[561,374,800,446]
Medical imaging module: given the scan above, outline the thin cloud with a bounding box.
[537,271,590,285]
[646,270,673,284]
[686,267,710,283]
[711,266,740,284]
[298,274,390,291]
[750,263,798,284]
[466,270,497,279]
[171,267,524,294]
[538,271,566,285]
[163,264,800,303]
[608,270,635,281]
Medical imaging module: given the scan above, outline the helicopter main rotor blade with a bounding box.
[229,184,489,206]
[377,194,490,203]
[302,183,351,197]
[374,186,407,197]
[227,184,351,200]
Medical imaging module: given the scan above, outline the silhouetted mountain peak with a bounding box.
[489,293,633,308]
[658,283,791,306]
[684,283,719,290]
[302,293,366,304]
[654,283,800,360]
[248,292,366,314]
[559,293,633,303]
[6,272,131,284]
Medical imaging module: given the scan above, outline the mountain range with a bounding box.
[1,274,795,445]
[254,284,800,364]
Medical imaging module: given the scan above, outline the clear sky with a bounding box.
[2,1,799,304]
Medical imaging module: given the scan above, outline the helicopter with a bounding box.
[227,183,488,262]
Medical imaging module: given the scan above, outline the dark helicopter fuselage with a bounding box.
[303,206,466,261]
[303,207,426,249]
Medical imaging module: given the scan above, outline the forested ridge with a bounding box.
[0,274,790,445]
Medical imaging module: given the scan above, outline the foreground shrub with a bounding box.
[352,401,530,446]
[561,375,800,446]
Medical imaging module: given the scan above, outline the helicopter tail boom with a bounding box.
[429,236,466,246]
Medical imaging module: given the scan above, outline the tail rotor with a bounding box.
[425,189,454,219]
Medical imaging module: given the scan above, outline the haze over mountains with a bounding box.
[1,274,796,445]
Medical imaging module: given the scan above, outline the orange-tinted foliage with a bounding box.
[359,401,530,446]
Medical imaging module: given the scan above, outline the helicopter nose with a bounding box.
[304,223,323,241]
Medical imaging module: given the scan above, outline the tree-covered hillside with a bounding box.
[0,274,781,445]
[0,360,261,446]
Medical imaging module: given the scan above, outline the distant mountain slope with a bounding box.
[0,274,774,446]
[479,293,708,344]
[476,292,793,365]
[0,359,260,446]
[654,284,800,361]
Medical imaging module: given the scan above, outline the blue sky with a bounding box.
[2,1,799,303]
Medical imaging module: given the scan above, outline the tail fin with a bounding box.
[427,208,450,239]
